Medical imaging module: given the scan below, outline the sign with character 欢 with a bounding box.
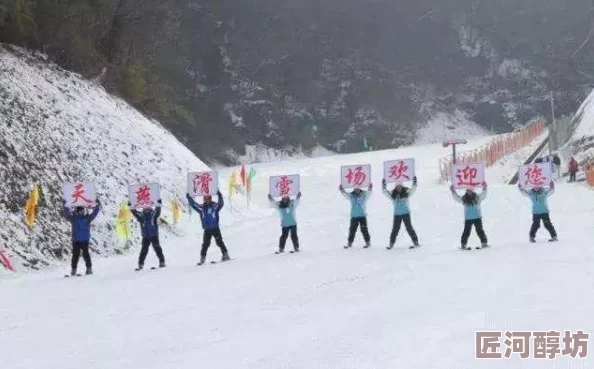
[383,159,415,184]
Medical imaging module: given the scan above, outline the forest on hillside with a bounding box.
[1,0,593,163]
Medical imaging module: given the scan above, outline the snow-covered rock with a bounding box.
[0,45,211,270]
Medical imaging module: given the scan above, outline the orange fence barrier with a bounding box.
[439,120,546,181]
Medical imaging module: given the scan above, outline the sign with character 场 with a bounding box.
[269,174,300,197]
[128,183,160,208]
[451,163,485,189]
[519,163,552,189]
[340,164,371,189]
[383,159,415,184]
[187,171,219,197]
[63,182,97,207]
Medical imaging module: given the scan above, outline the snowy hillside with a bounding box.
[4,129,592,369]
[563,89,594,163]
[0,45,214,269]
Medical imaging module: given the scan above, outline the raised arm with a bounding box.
[517,183,530,197]
[154,200,162,218]
[339,185,351,200]
[186,194,202,212]
[450,186,463,203]
[268,194,279,208]
[408,177,418,197]
[61,204,73,221]
[88,201,101,222]
[294,192,302,207]
[547,181,555,197]
[217,191,224,210]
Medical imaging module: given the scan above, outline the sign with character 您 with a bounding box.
[269,174,300,197]
[519,163,552,189]
[128,183,160,208]
[63,182,97,207]
[187,171,219,197]
[383,159,415,184]
[340,164,371,189]
[451,163,485,189]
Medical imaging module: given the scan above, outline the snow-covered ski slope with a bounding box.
[3,134,594,369]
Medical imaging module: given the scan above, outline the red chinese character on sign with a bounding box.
[276,176,293,196]
[455,165,481,187]
[389,161,410,181]
[525,165,546,187]
[135,185,152,206]
[193,172,213,195]
[345,167,367,186]
[71,183,93,205]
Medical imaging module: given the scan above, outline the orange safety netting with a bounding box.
[439,120,546,181]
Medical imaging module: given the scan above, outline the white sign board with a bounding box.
[129,183,160,208]
[187,171,219,196]
[451,163,485,189]
[340,164,371,189]
[63,182,97,207]
[383,159,415,184]
[269,174,300,197]
[519,163,552,189]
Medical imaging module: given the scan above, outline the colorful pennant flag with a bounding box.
[172,199,181,224]
[115,201,132,242]
[24,183,40,228]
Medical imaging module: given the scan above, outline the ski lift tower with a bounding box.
[443,138,468,164]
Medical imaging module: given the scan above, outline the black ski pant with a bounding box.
[279,225,299,251]
[461,219,487,246]
[348,217,370,244]
[139,236,165,266]
[72,241,91,271]
[569,172,577,182]
[390,214,418,245]
[201,227,228,257]
[530,213,557,239]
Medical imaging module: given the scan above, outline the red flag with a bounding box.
[0,249,15,271]
[240,165,247,188]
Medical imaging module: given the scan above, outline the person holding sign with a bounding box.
[186,191,230,265]
[382,177,420,249]
[268,193,302,253]
[518,182,558,243]
[61,199,101,276]
[450,182,489,250]
[129,199,166,270]
[339,184,373,248]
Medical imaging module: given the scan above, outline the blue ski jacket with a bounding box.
[341,189,371,218]
[451,187,487,220]
[269,194,301,227]
[62,203,101,242]
[520,187,554,214]
[187,193,224,230]
[382,184,417,215]
[131,206,161,238]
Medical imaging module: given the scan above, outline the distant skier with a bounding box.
[339,183,372,248]
[186,191,230,264]
[568,157,579,182]
[450,182,489,250]
[61,199,101,276]
[129,199,166,270]
[382,176,419,249]
[518,181,558,242]
[268,192,301,253]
